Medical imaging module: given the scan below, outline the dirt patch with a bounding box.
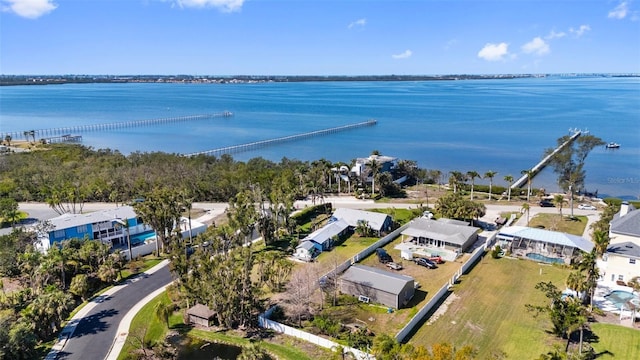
[427,293,459,325]
[0,277,22,294]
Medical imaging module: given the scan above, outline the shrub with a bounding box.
[491,245,502,259]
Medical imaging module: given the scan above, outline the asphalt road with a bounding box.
[56,264,172,360]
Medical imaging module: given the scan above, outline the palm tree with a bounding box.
[484,171,497,200]
[521,169,534,202]
[553,194,565,219]
[154,301,172,328]
[449,171,465,193]
[368,158,381,197]
[521,203,530,225]
[592,230,609,258]
[467,171,480,200]
[504,175,514,201]
[4,134,11,146]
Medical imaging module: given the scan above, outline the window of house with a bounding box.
[630,258,636,265]
[54,229,65,238]
[77,225,87,233]
[618,275,624,281]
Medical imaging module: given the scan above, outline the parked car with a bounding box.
[386,262,403,270]
[376,248,392,263]
[414,257,437,269]
[428,256,444,264]
[578,204,597,210]
[539,200,555,207]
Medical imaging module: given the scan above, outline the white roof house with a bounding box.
[497,226,593,264]
[401,217,479,252]
[331,208,392,233]
[302,218,350,250]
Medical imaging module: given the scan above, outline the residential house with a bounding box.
[599,202,640,285]
[294,240,323,262]
[40,205,207,251]
[496,226,594,265]
[401,217,479,254]
[331,208,393,235]
[299,218,350,252]
[339,264,415,309]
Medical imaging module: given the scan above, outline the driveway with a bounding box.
[49,262,172,360]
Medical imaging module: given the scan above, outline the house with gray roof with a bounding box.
[497,226,594,264]
[331,208,393,235]
[609,202,640,245]
[401,217,479,253]
[599,202,640,286]
[339,264,415,309]
[300,218,350,251]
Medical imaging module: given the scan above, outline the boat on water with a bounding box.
[605,142,621,149]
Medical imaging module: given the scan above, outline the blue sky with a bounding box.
[1,0,639,75]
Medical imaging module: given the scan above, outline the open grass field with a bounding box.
[408,256,573,358]
[589,323,640,359]
[528,213,588,236]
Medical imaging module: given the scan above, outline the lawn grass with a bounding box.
[589,323,640,359]
[528,213,588,236]
[314,236,379,268]
[369,207,422,225]
[408,257,572,358]
[117,290,173,360]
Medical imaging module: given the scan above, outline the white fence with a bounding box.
[259,310,374,360]
[119,241,156,261]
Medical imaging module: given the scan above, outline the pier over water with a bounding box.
[185,119,378,157]
[1,112,233,141]
[511,130,582,189]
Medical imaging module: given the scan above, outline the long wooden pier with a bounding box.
[1,112,233,141]
[185,119,378,157]
[511,130,582,189]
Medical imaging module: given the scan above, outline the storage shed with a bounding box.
[187,303,216,327]
[339,264,415,309]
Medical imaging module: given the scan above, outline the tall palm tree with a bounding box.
[4,134,11,146]
[521,169,534,202]
[553,194,565,219]
[466,171,480,200]
[484,171,497,201]
[521,203,530,225]
[449,171,465,193]
[368,158,381,196]
[504,175,514,201]
[154,301,172,328]
[592,230,609,258]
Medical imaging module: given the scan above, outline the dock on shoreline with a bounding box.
[511,130,582,189]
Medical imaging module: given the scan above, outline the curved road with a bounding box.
[52,263,172,360]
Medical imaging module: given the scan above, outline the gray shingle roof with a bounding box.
[340,264,414,295]
[332,208,390,232]
[303,218,349,245]
[402,218,478,246]
[610,207,640,238]
[606,241,640,259]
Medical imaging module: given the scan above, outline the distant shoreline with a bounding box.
[1,73,638,86]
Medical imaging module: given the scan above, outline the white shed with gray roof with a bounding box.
[339,264,415,309]
[401,217,479,252]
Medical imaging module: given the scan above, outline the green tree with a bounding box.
[466,171,480,200]
[134,186,186,255]
[521,203,530,225]
[69,273,90,301]
[520,169,534,202]
[545,134,605,192]
[592,230,609,258]
[0,198,19,229]
[4,134,11,147]
[238,342,270,360]
[484,171,497,201]
[449,171,466,194]
[368,157,381,196]
[503,174,514,201]
[154,301,172,328]
[553,194,565,219]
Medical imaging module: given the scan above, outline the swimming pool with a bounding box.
[605,290,640,309]
[129,230,156,245]
[525,253,565,264]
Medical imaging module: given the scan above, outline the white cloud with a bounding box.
[176,0,244,12]
[348,18,366,29]
[545,30,566,39]
[569,24,591,37]
[392,50,412,59]
[608,1,629,19]
[1,0,57,19]
[477,42,509,61]
[521,37,550,56]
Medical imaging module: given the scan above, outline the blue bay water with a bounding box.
[0,77,639,199]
